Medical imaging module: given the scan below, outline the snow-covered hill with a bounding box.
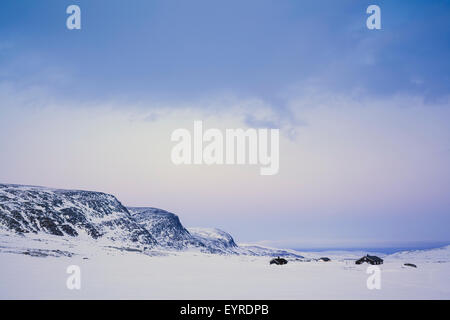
[129,207,240,254]
[0,184,156,247]
[129,207,203,250]
[0,183,302,257]
[188,227,238,252]
[128,207,302,256]
[238,243,305,258]
[386,245,450,263]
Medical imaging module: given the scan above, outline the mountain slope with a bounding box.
[128,207,239,254]
[188,227,238,253]
[0,184,156,247]
[386,245,450,263]
[0,183,303,257]
[129,207,205,250]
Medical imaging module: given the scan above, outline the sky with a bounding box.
[0,0,449,249]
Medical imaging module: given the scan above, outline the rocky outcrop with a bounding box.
[0,184,156,247]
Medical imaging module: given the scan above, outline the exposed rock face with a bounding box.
[0,184,156,247]
[129,207,204,250]
[129,207,239,254]
[0,183,303,257]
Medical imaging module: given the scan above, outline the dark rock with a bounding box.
[404,263,417,268]
[318,257,331,262]
[0,184,156,247]
[270,257,288,265]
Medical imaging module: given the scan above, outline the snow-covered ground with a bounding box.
[0,233,448,299]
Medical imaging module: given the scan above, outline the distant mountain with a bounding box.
[0,183,302,257]
[237,244,305,258]
[386,245,450,263]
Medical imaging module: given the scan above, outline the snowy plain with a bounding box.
[0,233,449,299]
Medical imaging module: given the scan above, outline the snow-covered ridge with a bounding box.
[188,227,250,254]
[0,183,302,257]
[385,245,450,263]
[128,207,205,251]
[188,227,237,249]
[0,184,156,247]
[128,207,303,256]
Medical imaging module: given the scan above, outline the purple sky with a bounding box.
[0,0,449,248]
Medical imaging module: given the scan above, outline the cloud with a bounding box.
[1,81,450,245]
